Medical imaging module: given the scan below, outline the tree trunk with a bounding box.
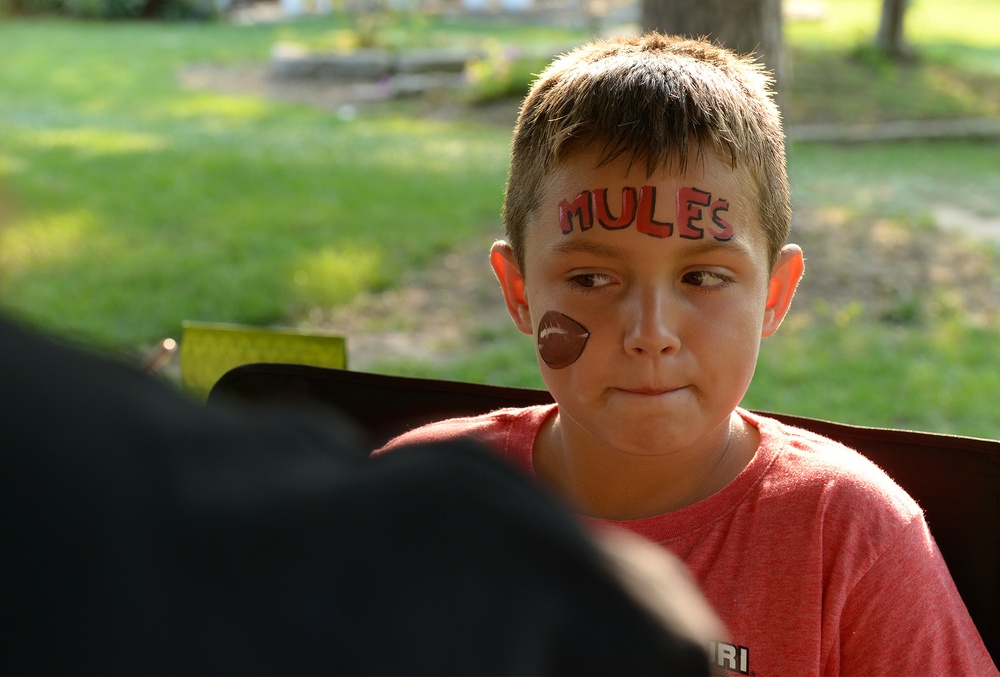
[640,0,787,95]
[875,0,913,60]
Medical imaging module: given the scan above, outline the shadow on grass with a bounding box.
[787,43,1000,125]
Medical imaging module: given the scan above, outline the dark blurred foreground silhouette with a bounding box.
[1,313,720,675]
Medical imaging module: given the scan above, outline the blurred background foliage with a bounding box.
[3,0,218,19]
[0,0,998,436]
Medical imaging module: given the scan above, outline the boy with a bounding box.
[377,33,996,674]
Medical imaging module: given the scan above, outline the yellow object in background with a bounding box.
[180,321,347,399]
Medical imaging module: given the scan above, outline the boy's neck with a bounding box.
[533,411,759,521]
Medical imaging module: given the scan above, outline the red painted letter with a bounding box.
[709,199,734,241]
[558,190,593,234]
[591,187,637,230]
[636,186,673,238]
[677,186,711,240]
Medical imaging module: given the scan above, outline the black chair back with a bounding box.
[209,363,1000,663]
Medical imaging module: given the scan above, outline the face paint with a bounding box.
[537,311,590,369]
[557,184,736,242]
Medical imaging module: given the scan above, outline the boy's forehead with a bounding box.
[542,146,746,194]
[530,148,768,250]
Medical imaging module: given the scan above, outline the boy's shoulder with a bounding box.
[374,404,556,469]
[746,410,921,518]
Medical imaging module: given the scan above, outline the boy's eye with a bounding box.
[682,271,733,288]
[571,273,615,289]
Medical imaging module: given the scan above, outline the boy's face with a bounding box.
[492,147,803,457]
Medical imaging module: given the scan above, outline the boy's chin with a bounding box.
[561,408,731,458]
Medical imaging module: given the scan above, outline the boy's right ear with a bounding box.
[490,241,533,335]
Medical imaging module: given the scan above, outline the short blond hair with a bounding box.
[503,33,790,269]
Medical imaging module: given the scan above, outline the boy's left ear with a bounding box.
[761,244,804,338]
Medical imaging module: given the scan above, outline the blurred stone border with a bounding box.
[270,41,482,81]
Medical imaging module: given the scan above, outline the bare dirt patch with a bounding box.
[178,62,523,126]
[312,233,512,369]
[789,208,1000,326]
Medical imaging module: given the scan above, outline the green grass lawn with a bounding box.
[0,18,520,349]
[1,1,999,436]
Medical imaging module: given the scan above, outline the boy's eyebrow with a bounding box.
[550,239,631,259]
[676,237,756,258]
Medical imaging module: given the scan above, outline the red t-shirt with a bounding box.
[377,405,997,676]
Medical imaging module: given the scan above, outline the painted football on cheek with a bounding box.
[537,311,590,369]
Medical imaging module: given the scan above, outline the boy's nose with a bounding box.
[622,288,682,356]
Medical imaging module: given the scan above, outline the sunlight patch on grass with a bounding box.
[290,245,384,307]
[167,93,271,122]
[366,136,500,172]
[786,0,1000,49]
[20,127,168,157]
[0,210,100,274]
[784,0,1000,91]
[785,0,878,48]
[906,0,1000,48]
[341,117,512,187]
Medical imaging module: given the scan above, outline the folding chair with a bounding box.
[208,363,1000,664]
[179,321,346,399]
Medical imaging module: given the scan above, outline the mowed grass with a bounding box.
[746,319,1000,435]
[1,2,999,437]
[784,0,1000,125]
[0,18,528,350]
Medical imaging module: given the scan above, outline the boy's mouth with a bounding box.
[616,385,686,396]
